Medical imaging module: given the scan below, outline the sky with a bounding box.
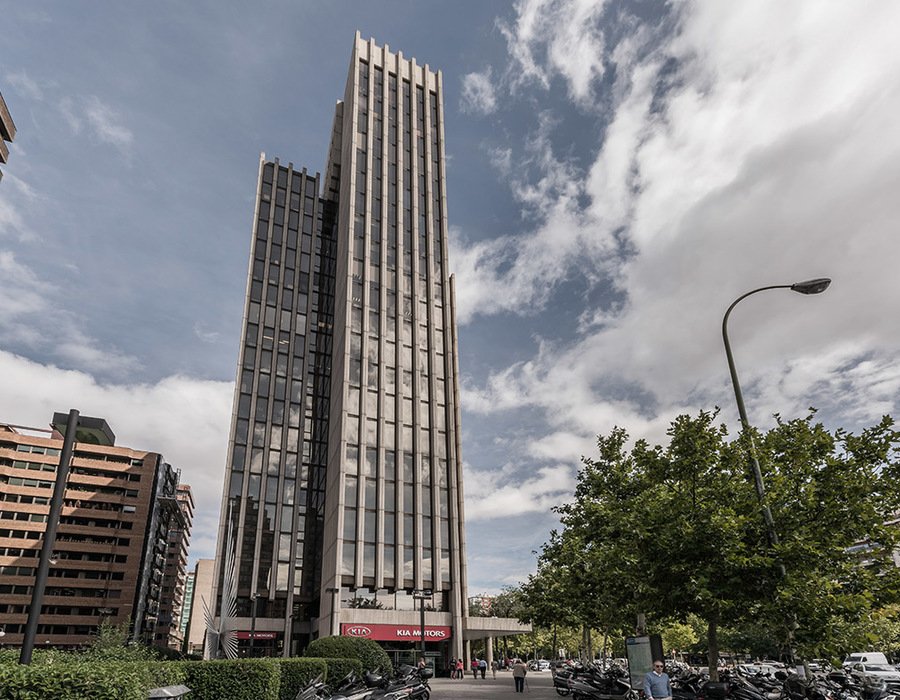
[2,0,900,596]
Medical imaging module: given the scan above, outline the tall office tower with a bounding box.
[0,414,189,649]
[0,90,16,182]
[213,33,469,663]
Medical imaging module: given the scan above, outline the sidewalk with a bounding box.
[429,671,560,698]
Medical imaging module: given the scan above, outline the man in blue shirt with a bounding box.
[644,660,672,700]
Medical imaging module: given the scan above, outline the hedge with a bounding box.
[182,658,280,700]
[0,660,186,700]
[0,655,362,700]
[274,658,327,700]
[304,636,391,676]
[316,656,364,686]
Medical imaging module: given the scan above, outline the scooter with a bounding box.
[568,664,639,700]
[325,665,431,700]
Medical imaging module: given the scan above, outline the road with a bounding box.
[429,670,562,699]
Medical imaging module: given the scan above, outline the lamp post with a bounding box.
[722,277,831,657]
[20,409,79,665]
[412,589,432,667]
[249,593,262,657]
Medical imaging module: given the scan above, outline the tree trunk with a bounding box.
[553,623,558,660]
[587,626,594,661]
[602,628,609,668]
[707,618,719,682]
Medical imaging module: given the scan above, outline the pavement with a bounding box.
[428,670,563,699]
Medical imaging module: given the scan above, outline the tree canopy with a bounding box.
[524,411,900,670]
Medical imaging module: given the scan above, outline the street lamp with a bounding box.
[722,277,831,657]
[412,589,432,667]
[249,593,263,658]
[20,409,79,665]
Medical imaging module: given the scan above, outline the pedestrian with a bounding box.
[644,660,672,700]
[418,657,427,671]
[512,658,528,693]
[450,657,457,679]
[456,658,464,679]
[491,659,498,679]
[479,657,487,679]
[471,657,478,679]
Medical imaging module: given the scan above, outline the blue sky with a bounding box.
[3,1,900,596]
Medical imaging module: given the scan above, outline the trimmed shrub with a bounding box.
[0,661,148,700]
[275,658,328,700]
[304,637,391,676]
[143,660,189,691]
[183,658,280,700]
[318,656,364,687]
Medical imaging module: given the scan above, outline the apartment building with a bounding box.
[0,414,190,648]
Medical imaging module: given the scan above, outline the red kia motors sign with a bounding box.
[341,623,452,642]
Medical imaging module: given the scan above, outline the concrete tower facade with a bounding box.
[212,34,469,664]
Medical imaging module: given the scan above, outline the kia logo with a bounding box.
[346,626,372,637]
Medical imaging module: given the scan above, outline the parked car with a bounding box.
[529,659,551,671]
[844,653,890,668]
[849,663,900,691]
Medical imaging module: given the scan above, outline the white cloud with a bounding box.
[0,250,141,376]
[464,462,577,520]
[193,322,222,344]
[58,97,82,134]
[0,351,232,563]
[6,71,44,100]
[449,112,621,323]
[460,68,498,115]
[58,96,134,155]
[0,251,52,324]
[498,0,609,104]
[83,96,134,151]
[459,0,900,453]
[0,174,39,242]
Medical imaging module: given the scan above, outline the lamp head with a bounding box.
[790,278,831,295]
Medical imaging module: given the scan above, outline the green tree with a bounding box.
[759,414,900,658]
[551,412,771,677]
[654,618,700,658]
[83,618,157,662]
[534,411,900,676]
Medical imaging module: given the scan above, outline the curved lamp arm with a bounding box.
[721,278,831,546]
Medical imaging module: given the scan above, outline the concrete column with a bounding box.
[486,636,494,669]
[465,639,471,668]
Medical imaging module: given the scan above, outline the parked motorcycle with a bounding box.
[568,663,640,700]
[325,665,431,700]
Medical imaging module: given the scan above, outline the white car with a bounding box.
[850,663,900,691]
[845,653,890,668]
[528,660,551,671]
